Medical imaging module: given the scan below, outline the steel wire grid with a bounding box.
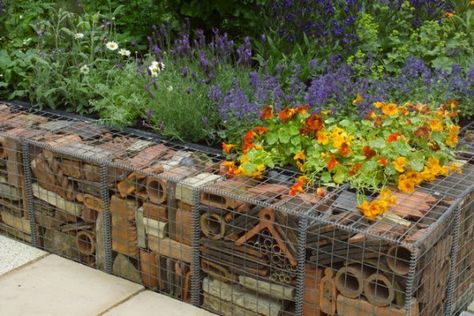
[0,101,473,316]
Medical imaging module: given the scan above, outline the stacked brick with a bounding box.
[0,102,472,316]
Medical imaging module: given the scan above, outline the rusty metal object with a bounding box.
[75,230,96,256]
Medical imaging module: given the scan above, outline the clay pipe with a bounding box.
[363,273,395,307]
[386,245,412,276]
[147,176,167,204]
[200,212,226,240]
[75,230,96,256]
[334,264,373,299]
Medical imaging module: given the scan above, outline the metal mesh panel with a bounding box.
[0,101,473,316]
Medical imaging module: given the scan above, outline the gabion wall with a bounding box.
[0,102,472,316]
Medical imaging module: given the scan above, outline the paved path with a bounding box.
[0,235,214,316]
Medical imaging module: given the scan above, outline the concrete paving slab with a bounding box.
[103,290,216,316]
[0,235,47,275]
[0,254,144,316]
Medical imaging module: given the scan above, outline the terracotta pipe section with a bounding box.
[335,264,373,299]
[386,246,412,276]
[363,273,395,307]
[146,177,167,204]
[200,213,226,240]
[75,230,96,256]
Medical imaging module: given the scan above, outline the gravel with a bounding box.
[0,235,46,275]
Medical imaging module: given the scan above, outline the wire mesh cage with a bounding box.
[0,101,472,316]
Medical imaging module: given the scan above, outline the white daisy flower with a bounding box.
[105,41,119,51]
[118,48,131,57]
[80,65,90,74]
[74,33,84,39]
[148,66,158,77]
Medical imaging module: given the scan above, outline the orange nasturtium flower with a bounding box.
[378,156,388,166]
[358,188,396,220]
[260,105,273,120]
[222,143,235,154]
[445,125,460,147]
[398,174,415,193]
[289,176,308,196]
[444,11,454,18]
[381,103,399,116]
[295,104,310,115]
[293,151,306,171]
[327,155,337,170]
[242,130,255,153]
[387,132,400,143]
[414,126,430,139]
[316,130,329,145]
[278,107,297,122]
[348,163,362,176]
[363,146,376,159]
[339,142,350,157]
[373,101,385,108]
[255,125,268,134]
[393,157,407,173]
[429,119,443,132]
[222,161,238,176]
[306,114,324,132]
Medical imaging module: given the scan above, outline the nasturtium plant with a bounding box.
[222,100,462,220]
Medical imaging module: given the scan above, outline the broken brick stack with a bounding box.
[0,102,472,316]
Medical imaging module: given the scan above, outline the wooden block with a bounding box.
[202,293,260,316]
[320,268,337,315]
[139,249,159,289]
[62,159,82,178]
[136,207,146,248]
[0,211,31,234]
[303,266,324,316]
[175,172,222,205]
[147,235,192,263]
[81,207,98,223]
[336,295,418,316]
[239,275,294,300]
[110,195,139,257]
[126,140,154,155]
[32,183,81,216]
[143,202,167,222]
[0,176,21,201]
[202,277,281,316]
[3,136,22,188]
[0,222,31,242]
[143,217,168,239]
[110,195,137,221]
[130,144,168,169]
[174,207,192,245]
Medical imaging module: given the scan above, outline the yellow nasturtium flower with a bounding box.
[393,157,407,173]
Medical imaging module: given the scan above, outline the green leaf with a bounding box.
[333,169,345,184]
[339,119,351,127]
[290,136,300,146]
[266,132,278,145]
[369,138,386,149]
[289,124,300,136]
[278,128,290,144]
[410,159,424,172]
[321,172,331,183]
